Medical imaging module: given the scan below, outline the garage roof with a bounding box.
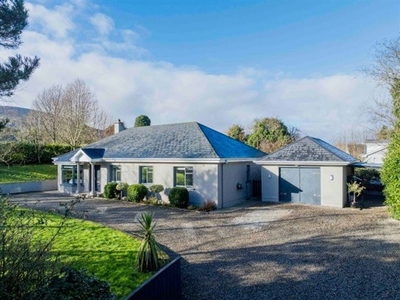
[257,136,358,164]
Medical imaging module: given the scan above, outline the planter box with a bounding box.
[125,256,181,300]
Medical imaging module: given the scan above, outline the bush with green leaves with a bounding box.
[116,182,129,200]
[168,187,189,208]
[44,267,116,300]
[354,168,380,181]
[149,184,164,194]
[127,184,148,202]
[135,213,168,272]
[103,182,118,199]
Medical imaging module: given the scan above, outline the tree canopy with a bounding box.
[246,118,299,153]
[226,124,246,142]
[134,115,151,127]
[0,0,39,131]
[226,118,299,153]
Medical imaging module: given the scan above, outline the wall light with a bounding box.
[329,174,334,181]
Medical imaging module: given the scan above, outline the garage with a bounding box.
[279,167,321,205]
[256,136,358,208]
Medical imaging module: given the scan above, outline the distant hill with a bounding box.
[0,106,32,128]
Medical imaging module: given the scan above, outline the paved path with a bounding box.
[10,192,400,300]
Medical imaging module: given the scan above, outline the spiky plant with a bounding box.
[135,213,162,272]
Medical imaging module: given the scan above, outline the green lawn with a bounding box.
[0,164,57,183]
[32,211,152,298]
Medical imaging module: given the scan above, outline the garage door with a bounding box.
[279,167,321,205]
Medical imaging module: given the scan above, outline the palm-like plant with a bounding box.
[135,213,162,272]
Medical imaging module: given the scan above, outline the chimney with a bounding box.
[114,119,126,134]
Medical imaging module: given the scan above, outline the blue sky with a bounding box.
[6,0,400,142]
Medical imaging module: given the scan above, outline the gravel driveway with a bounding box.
[10,192,400,300]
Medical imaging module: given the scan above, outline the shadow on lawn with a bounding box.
[179,234,400,300]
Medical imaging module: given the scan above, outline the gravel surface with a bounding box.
[10,192,400,300]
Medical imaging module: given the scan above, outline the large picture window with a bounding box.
[110,165,121,182]
[61,165,82,185]
[140,166,153,184]
[174,167,193,187]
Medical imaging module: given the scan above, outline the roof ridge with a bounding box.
[196,123,222,158]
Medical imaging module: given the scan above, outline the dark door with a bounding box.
[94,165,101,192]
[279,167,321,205]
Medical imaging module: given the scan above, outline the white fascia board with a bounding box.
[98,158,257,164]
[254,160,355,166]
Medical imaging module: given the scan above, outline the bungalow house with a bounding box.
[255,136,359,208]
[53,122,266,208]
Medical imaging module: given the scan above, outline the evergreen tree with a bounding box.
[380,78,400,219]
[246,117,298,153]
[134,115,151,127]
[0,0,39,131]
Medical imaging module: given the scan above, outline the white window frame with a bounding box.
[110,165,121,182]
[174,166,193,187]
[140,166,153,184]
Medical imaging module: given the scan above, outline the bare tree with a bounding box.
[31,85,63,143]
[27,79,113,148]
[333,128,372,160]
[363,38,400,134]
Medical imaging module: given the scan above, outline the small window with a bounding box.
[110,165,121,182]
[174,167,193,187]
[140,166,153,184]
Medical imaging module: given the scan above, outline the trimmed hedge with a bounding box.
[127,184,148,202]
[104,182,118,199]
[0,142,73,165]
[168,187,189,208]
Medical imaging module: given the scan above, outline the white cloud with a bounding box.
[90,13,114,36]
[25,2,74,38]
[7,2,380,143]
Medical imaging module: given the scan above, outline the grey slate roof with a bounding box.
[54,122,266,162]
[258,136,358,163]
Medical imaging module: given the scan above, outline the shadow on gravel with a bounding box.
[182,235,400,300]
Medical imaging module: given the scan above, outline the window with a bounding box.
[61,165,82,185]
[110,165,121,182]
[140,166,153,184]
[174,167,193,187]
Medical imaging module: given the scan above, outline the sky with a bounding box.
[3,0,400,142]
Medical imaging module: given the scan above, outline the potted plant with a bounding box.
[347,181,365,207]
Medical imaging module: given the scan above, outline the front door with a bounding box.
[94,165,101,192]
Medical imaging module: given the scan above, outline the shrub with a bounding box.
[104,182,118,199]
[127,184,148,202]
[116,182,129,200]
[135,213,167,272]
[168,187,189,208]
[198,200,217,212]
[149,184,164,194]
[44,267,116,300]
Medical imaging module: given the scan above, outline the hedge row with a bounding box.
[0,142,73,165]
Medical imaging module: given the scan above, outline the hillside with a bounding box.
[0,106,32,128]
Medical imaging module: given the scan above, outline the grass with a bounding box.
[0,164,57,183]
[30,210,153,298]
